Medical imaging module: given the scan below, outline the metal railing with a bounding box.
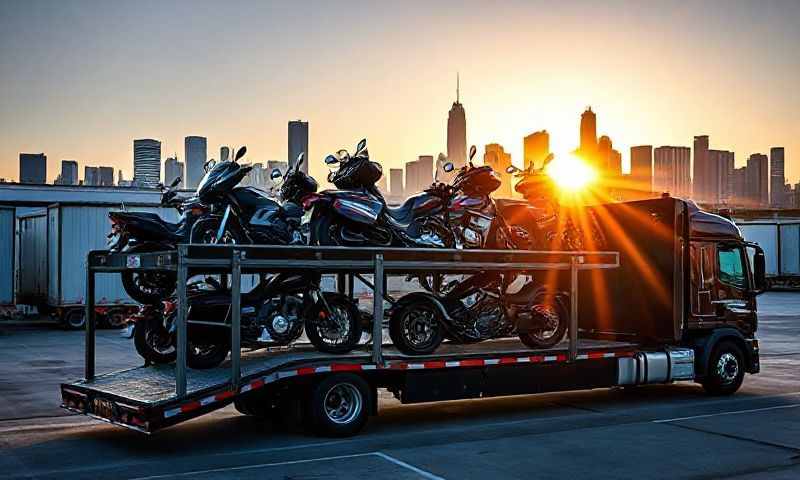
[85,245,620,398]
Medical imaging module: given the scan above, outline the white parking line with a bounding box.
[653,403,800,423]
[128,451,446,480]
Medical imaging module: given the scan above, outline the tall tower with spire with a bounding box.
[447,74,467,168]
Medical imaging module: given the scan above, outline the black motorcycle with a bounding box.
[305,139,453,248]
[133,154,363,367]
[389,146,569,355]
[108,176,215,304]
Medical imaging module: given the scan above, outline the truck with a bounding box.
[60,197,766,437]
[737,220,800,289]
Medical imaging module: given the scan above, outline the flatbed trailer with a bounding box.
[61,198,763,436]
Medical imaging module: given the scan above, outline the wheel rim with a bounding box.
[67,311,85,328]
[402,307,438,349]
[145,327,175,355]
[528,304,560,342]
[716,352,739,385]
[315,303,352,346]
[323,383,362,425]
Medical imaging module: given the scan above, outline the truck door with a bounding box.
[691,243,716,318]
[714,243,756,333]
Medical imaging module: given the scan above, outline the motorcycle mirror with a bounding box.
[469,145,477,161]
[356,138,367,153]
[296,152,305,168]
[270,168,283,181]
[157,182,164,190]
[204,159,216,172]
[170,176,181,188]
[234,146,247,162]
[505,165,520,174]
[443,162,455,173]
[324,154,339,165]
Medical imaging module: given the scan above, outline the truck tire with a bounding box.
[308,373,370,437]
[63,308,86,330]
[702,341,745,396]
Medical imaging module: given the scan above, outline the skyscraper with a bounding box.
[692,135,709,202]
[405,159,420,195]
[57,160,78,185]
[653,146,691,198]
[98,166,114,186]
[708,149,733,204]
[164,156,184,189]
[579,107,597,155]
[288,120,309,174]
[184,136,207,189]
[19,153,47,184]
[416,155,434,192]
[133,139,161,188]
[523,130,549,170]
[389,168,404,201]
[746,153,769,207]
[770,147,785,207]
[447,75,467,168]
[630,146,653,192]
[483,144,512,198]
[730,166,748,205]
[84,166,99,186]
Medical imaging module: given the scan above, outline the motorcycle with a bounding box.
[133,154,363,367]
[108,176,212,304]
[304,139,453,248]
[389,146,569,355]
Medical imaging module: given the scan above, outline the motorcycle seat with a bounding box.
[114,212,180,233]
[503,280,541,305]
[385,196,419,225]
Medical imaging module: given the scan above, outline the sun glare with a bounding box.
[545,154,597,192]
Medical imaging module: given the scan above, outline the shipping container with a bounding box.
[0,207,14,304]
[15,210,48,305]
[738,221,800,288]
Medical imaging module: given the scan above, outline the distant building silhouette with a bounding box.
[84,166,112,186]
[630,146,653,192]
[56,160,79,185]
[653,146,691,198]
[164,156,184,189]
[579,107,597,156]
[523,130,549,170]
[730,166,748,205]
[447,75,467,169]
[133,139,161,188]
[483,143,512,198]
[416,155,433,193]
[692,135,709,202]
[708,149,733,204]
[770,147,785,207]
[389,168,404,201]
[19,153,47,184]
[746,153,769,207]
[184,136,206,189]
[288,120,309,174]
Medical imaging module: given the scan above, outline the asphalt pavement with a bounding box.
[0,292,798,479]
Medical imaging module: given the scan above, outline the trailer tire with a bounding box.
[702,341,745,396]
[62,308,86,330]
[308,374,370,437]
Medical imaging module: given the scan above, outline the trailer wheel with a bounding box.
[702,341,745,396]
[308,374,370,437]
[62,308,86,330]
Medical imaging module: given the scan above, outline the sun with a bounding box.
[545,154,597,192]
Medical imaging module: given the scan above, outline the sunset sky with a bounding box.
[1,0,798,185]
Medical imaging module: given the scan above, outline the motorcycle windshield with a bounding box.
[197,161,242,200]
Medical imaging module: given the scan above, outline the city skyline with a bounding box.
[1,1,797,185]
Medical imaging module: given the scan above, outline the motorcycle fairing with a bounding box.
[321,189,384,225]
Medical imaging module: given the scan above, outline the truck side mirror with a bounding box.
[753,247,767,293]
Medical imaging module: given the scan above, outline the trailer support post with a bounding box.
[569,255,579,362]
[85,254,95,381]
[176,245,188,398]
[337,272,346,294]
[231,250,242,389]
[372,253,384,365]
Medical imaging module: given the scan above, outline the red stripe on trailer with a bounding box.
[530,355,544,363]
[460,359,484,367]
[423,360,447,369]
[556,354,568,361]
[498,357,518,364]
[331,364,363,372]
[180,401,201,413]
[215,391,234,401]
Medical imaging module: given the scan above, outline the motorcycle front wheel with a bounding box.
[133,316,177,364]
[389,301,444,355]
[304,293,361,354]
[518,298,569,349]
[121,245,177,305]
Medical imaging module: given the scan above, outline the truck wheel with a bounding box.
[702,341,745,396]
[308,374,370,437]
[63,308,86,330]
[389,302,444,355]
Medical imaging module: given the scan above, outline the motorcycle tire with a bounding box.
[389,302,444,355]
[121,245,177,305]
[304,293,361,354]
[518,298,569,349]
[133,317,177,364]
[310,213,338,246]
[187,340,230,369]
